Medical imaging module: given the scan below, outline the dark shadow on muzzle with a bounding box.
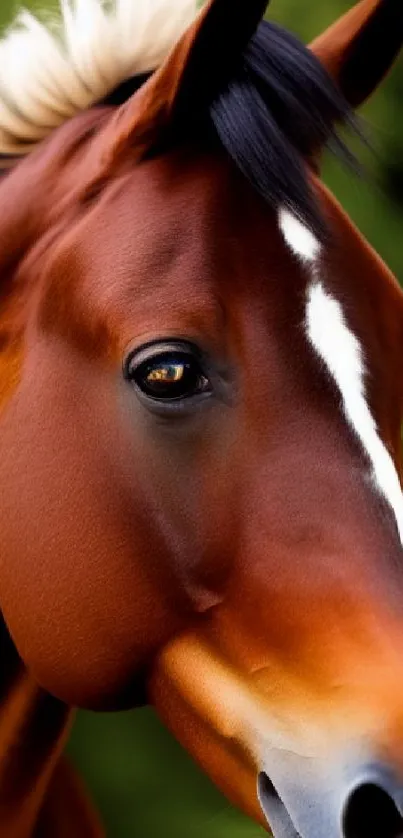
[258,772,301,837]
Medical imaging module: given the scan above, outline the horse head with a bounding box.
[0,1,403,835]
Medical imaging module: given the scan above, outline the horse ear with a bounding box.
[310,0,403,109]
[101,0,268,166]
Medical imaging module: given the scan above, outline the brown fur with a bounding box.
[0,1,402,835]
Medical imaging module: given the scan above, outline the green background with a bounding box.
[1,1,402,836]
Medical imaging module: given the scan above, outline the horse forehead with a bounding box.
[120,151,239,224]
[102,150,281,262]
[79,152,295,338]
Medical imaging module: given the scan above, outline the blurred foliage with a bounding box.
[0,1,402,836]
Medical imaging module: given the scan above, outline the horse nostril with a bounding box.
[257,771,283,820]
[257,772,301,837]
[343,783,403,838]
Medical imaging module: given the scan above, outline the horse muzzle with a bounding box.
[258,756,403,838]
[150,627,403,838]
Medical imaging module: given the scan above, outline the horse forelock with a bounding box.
[0,0,198,158]
[0,0,360,242]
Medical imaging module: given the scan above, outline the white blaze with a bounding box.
[279,208,403,543]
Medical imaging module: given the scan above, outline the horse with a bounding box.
[0,0,403,835]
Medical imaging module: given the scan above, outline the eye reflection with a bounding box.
[146,364,185,384]
[126,345,211,402]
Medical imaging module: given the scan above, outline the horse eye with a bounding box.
[125,344,211,402]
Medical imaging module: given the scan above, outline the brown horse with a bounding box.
[0,0,403,835]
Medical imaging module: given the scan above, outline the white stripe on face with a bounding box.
[279,209,403,544]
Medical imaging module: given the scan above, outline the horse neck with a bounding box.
[0,616,71,836]
[0,154,71,835]
[0,120,106,837]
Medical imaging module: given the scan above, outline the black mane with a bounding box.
[104,20,357,240]
[210,20,358,238]
[1,21,358,236]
